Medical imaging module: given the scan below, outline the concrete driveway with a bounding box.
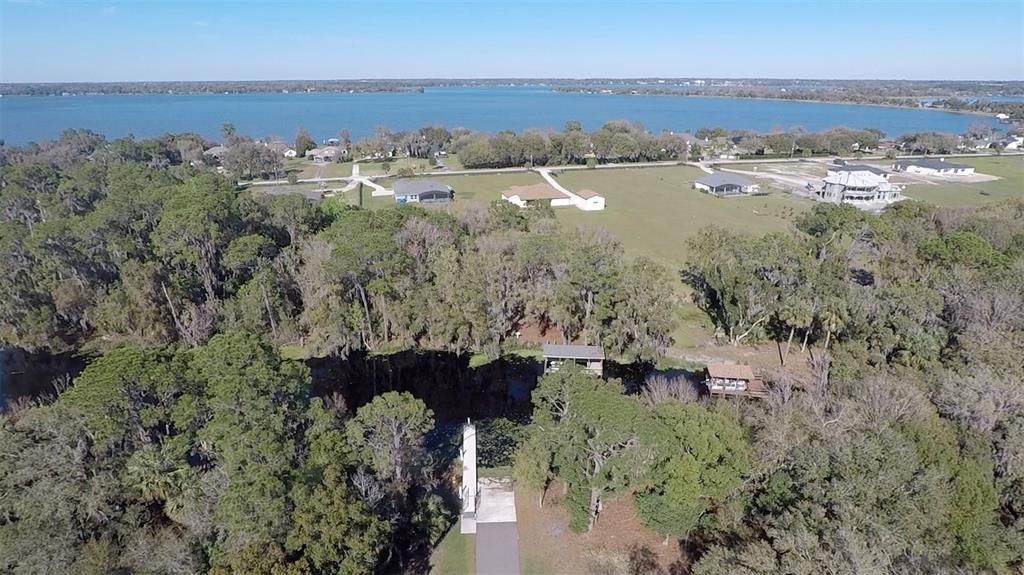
[475,478,520,575]
[476,522,520,575]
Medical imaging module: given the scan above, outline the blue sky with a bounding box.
[2,0,1022,82]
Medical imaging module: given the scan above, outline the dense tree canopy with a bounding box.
[2,130,1022,574]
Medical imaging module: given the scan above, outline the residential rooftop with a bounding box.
[830,163,888,176]
[695,172,755,188]
[705,363,757,381]
[393,178,453,196]
[542,344,605,360]
[894,158,971,170]
[502,183,567,201]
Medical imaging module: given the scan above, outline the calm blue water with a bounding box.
[0,87,1003,146]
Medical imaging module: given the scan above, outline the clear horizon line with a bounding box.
[4,76,1024,86]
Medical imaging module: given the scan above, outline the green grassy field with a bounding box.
[358,157,434,176]
[312,161,353,178]
[552,166,812,270]
[900,156,1024,207]
[429,521,474,575]
[440,153,465,171]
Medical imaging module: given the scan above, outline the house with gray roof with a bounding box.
[393,179,453,204]
[542,344,605,376]
[892,158,975,176]
[693,172,759,197]
[828,161,890,179]
[202,145,228,162]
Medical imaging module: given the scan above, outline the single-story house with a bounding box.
[693,172,759,197]
[501,183,573,208]
[265,141,297,158]
[892,158,975,176]
[1002,136,1024,151]
[305,146,341,162]
[393,179,453,204]
[703,363,768,399]
[202,145,228,162]
[542,344,604,377]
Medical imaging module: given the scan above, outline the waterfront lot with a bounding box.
[289,159,353,179]
[898,156,1024,207]
[358,157,434,176]
[551,166,811,270]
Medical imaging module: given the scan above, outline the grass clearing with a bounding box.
[552,166,812,271]
[432,172,545,203]
[551,166,812,358]
[358,157,434,176]
[900,156,1024,207]
[429,520,474,575]
[440,153,465,171]
[292,160,353,179]
[515,484,682,575]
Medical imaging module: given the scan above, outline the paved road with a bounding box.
[476,522,520,575]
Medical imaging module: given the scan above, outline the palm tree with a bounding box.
[123,445,189,506]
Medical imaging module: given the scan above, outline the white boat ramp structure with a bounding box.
[460,421,521,575]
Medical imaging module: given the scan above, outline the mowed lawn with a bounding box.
[552,166,812,270]
[900,156,1024,207]
[294,160,353,179]
[358,157,434,176]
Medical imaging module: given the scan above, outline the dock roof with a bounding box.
[705,363,757,380]
[542,344,605,360]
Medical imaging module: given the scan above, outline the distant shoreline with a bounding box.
[556,90,1002,120]
[0,86,1001,120]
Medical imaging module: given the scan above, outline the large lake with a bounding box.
[0,87,1001,145]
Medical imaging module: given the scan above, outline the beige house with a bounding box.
[501,183,574,208]
[501,183,606,211]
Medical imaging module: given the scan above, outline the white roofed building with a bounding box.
[818,170,903,210]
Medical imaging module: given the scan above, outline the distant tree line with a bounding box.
[557,81,1024,118]
[339,123,907,169]
[0,80,426,96]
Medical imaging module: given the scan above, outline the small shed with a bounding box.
[542,344,605,376]
[574,188,606,211]
[703,363,768,398]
